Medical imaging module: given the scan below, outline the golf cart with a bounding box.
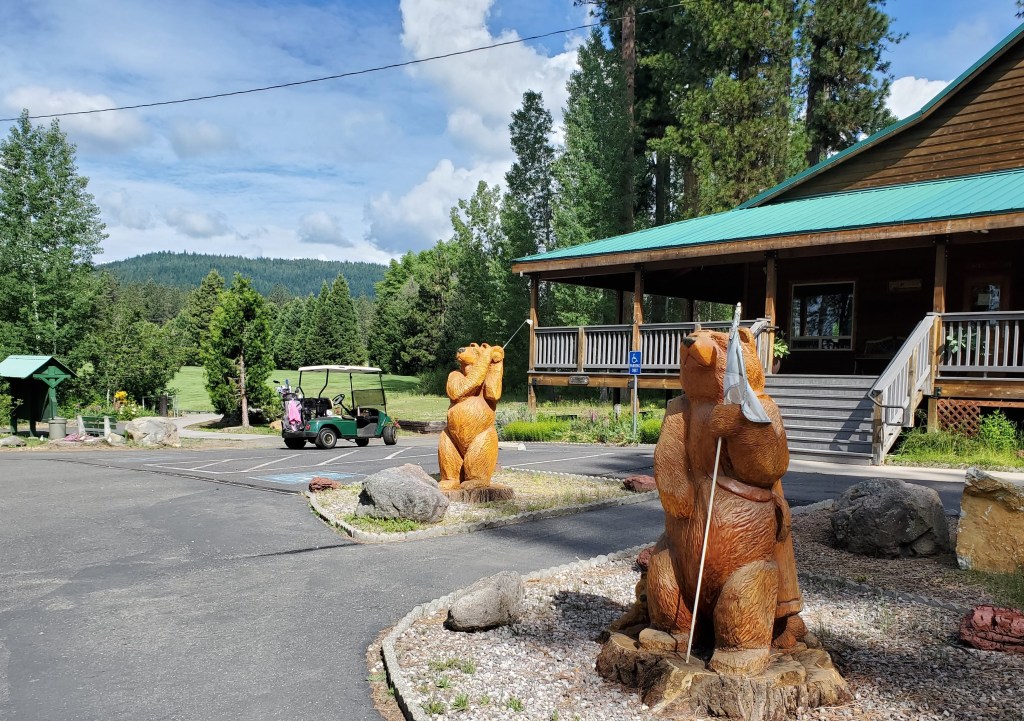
[277,365,398,449]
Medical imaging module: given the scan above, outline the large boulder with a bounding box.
[445,571,524,632]
[354,463,448,523]
[124,417,180,447]
[0,435,26,448]
[957,467,1024,573]
[830,478,950,558]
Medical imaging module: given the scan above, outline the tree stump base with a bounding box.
[441,484,515,503]
[596,629,850,720]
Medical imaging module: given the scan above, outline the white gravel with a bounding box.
[392,555,1024,721]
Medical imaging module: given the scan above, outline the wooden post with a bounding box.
[528,276,538,372]
[764,255,778,375]
[576,326,586,372]
[527,277,539,414]
[632,267,644,351]
[933,240,947,313]
[927,313,943,432]
[632,267,644,427]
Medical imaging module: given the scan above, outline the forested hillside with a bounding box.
[101,252,386,298]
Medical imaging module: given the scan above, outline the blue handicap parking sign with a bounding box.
[628,350,642,375]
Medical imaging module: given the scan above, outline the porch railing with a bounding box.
[868,314,938,464]
[869,310,1024,463]
[938,311,1024,376]
[533,318,772,374]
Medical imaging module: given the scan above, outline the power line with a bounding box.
[1,4,686,123]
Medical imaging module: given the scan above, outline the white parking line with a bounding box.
[384,447,409,460]
[241,454,302,472]
[143,451,439,475]
[504,452,615,468]
[316,450,358,466]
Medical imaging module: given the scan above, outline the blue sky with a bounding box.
[0,1,1020,265]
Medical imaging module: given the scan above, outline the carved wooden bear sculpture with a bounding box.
[438,343,504,490]
[640,328,804,676]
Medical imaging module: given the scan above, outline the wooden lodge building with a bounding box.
[511,23,1024,465]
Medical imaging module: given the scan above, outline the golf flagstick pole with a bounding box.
[685,303,741,665]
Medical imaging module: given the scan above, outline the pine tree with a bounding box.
[801,0,901,166]
[271,297,306,370]
[201,274,274,427]
[315,273,365,365]
[173,269,225,365]
[0,110,106,356]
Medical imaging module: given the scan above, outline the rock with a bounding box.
[105,433,126,446]
[354,463,448,523]
[623,474,657,492]
[959,605,1024,654]
[956,467,1024,573]
[0,435,26,447]
[637,545,655,571]
[309,476,342,492]
[830,478,950,558]
[124,417,181,447]
[791,498,836,516]
[445,571,524,632]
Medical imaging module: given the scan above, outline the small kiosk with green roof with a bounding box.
[0,355,75,436]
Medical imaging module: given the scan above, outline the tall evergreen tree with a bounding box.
[313,273,365,365]
[271,297,306,370]
[504,91,556,255]
[201,274,274,427]
[0,110,106,356]
[172,269,225,365]
[801,0,901,166]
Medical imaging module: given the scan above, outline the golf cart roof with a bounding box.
[297,365,383,374]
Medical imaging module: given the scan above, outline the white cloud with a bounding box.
[100,189,153,230]
[366,158,506,252]
[364,0,579,252]
[168,119,237,158]
[163,207,232,238]
[298,210,351,247]
[3,86,150,151]
[887,76,950,119]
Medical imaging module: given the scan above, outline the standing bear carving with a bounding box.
[438,343,504,490]
[617,327,804,677]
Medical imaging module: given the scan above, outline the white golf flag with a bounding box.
[723,304,772,424]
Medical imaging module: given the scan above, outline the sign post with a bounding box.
[628,350,642,437]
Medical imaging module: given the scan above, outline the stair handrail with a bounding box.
[868,313,938,463]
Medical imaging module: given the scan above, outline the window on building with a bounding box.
[790,282,854,350]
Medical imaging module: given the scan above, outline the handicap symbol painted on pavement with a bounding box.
[256,471,357,485]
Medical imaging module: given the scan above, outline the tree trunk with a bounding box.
[805,37,825,167]
[239,351,249,429]
[621,1,636,233]
[654,150,669,227]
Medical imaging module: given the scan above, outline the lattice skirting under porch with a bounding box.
[936,399,982,436]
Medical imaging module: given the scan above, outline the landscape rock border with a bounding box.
[307,479,657,544]
[381,544,650,721]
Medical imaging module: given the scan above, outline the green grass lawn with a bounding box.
[169,366,449,420]
[168,367,670,423]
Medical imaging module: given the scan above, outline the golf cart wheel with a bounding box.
[284,438,306,450]
[382,425,397,445]
[355,437,370,447]
[315,427,338,449]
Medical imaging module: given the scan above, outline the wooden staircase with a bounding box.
[765,375,875,465]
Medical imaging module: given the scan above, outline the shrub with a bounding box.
[639,416,662,444]
[978,410,1019,452]
[416,367,450,396]
[501,419,571,442]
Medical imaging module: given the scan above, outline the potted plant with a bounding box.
[772,333,790,374]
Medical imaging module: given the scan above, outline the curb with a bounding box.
[308,486,657,544]
[381,543,650,721]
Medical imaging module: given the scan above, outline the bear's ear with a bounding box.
[468,342,479,348]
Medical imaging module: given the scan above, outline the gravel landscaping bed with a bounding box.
[386,508,1024,721]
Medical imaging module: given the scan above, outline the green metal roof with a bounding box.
[515,167,1024,264]
[740,21,1024,209]
[0,355,74,380]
